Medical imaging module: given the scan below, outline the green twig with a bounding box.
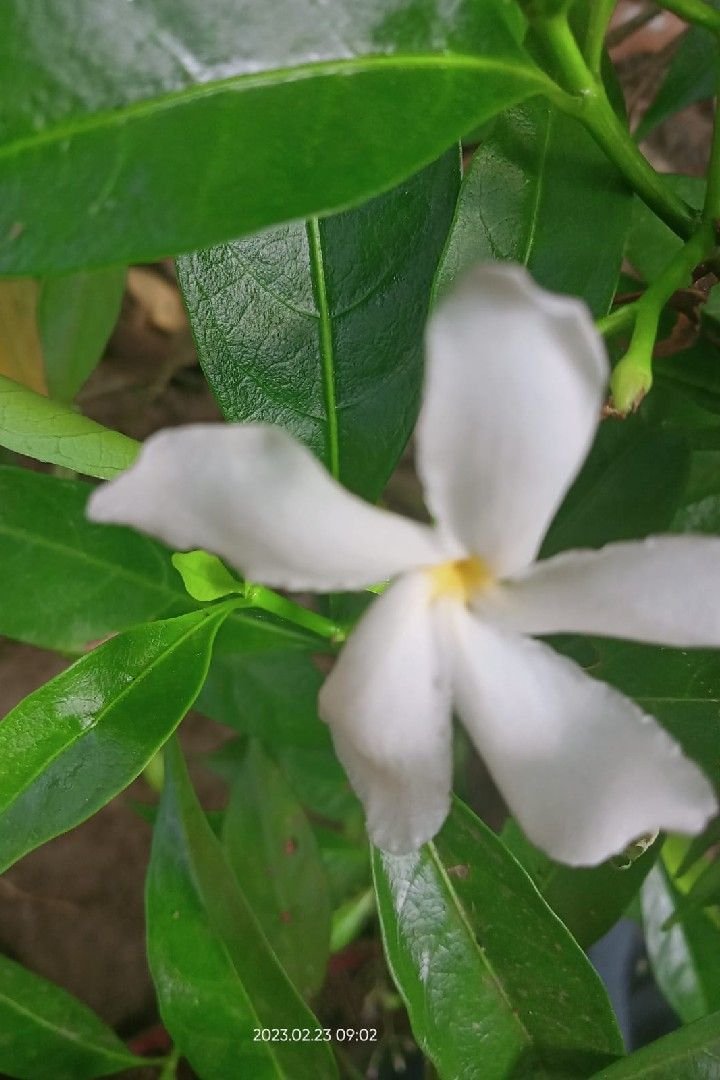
[158,1046,182,1080]
[584,0,619,76]
[243,582,345,643]
[658,0,720,31]
[596,301,640,339]
[610,223,715,412]
[538,12,696,239]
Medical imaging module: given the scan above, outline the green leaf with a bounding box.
[178,151,460,499]
[0,604,231,872]
[541,416,689,555]
[373,799,623,1079]
[221,741,331,999]
[592,1012,720,1078]
[171,550,244,603]
[0,1,545,275]
[0,374,138,477]
[436,98,631,316]
[0,953,145,1080]
[502,818,660,948]
[199,650,359,822]
[0,467,305,654]
[642,843,720,1024]
[38,268,126,402]
[147,740,337,1080]
[636,24,719,141]
[626,175,704,284]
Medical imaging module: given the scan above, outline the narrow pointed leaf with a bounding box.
[372,799,623,1079]
[0,953,146,1080]
[593,1012,720,1078]
[38,268,126,402]
[436,98,632,315]
[221,741,331,999]
[0,374,138,477]
[0,605,231,871]
[178,151,460,499]
[0,0,545,275]
[147,741,337,1080]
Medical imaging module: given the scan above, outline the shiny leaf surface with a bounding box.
[373,799,623,1079]
[221,741,331,999]
[147,740,337,1080]
[0,0,544,274]
[436,98,631,315]
[0,374,138,477]
[0,954,146,1080]
[178,150,460,499]
[0,605,231,871]
[593,1013,720,1078]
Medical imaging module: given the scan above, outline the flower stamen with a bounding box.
[429,556,495,603]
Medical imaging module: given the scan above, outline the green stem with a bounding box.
[244,582,345,643]
[158,1046,181,1080]
[703,73,720,223]
[610,222,715,412]
[596,301,640,339]
[584,0,618,76]
[539,13,696,240]
[658,0,720,31]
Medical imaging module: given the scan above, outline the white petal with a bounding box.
[495,537,720,645]
[319,573,452,854]
[88,424,446,592]
[443,606,716,866]
[417,264,607,574]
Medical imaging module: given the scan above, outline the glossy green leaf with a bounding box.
[199,650,359,822]
[593,1012,720,1078]
[642,844,720,1024]
[0,953,145,1080]
[38,268,126,402]
[373,799,623,1079]
[436,98,631,315]
[178,151,460,499]
[221,741,331,999]
[636,23,719,140]
[171,550,244,603]
[0,605,231,872]
[541,416,689,555]
[0,1,545,276]
[147,740,337,1080]
[0,467,306,654]
[502,819,660,948]
[0,374,138,477]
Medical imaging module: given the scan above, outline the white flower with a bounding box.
[87,263,719,866]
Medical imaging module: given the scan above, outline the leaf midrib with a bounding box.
[0,609,225,819]
[0,55,546,162]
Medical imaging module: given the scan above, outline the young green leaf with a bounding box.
[0,953,146,1080]
[0,375,138,477]
[436,98,632,316]
[0,605,231,872]
[38,268,126,402]
[177,150,460,500]
[221,741,331,999]
[172,550,244,603]
[502,818,660,948]
[373,799,624,1079]
[0,0,545,275]
[593,1012,720,1078]
[147,740,338,1080]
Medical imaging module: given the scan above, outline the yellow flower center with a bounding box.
[429,556,495,602]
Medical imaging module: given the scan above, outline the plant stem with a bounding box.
[539,13,696,239]
[610,222,715,412]
[658,0,720,31]
[243,582,345,643]
[596,301,640,339]
[585,0,619,76]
